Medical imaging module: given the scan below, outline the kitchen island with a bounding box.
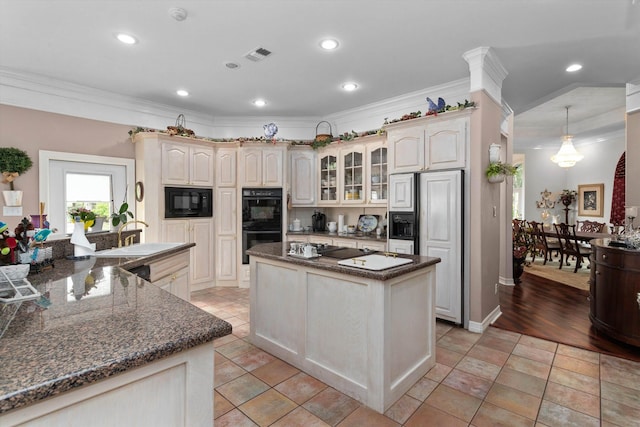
[247,242,440,413]
[0,243,231,426]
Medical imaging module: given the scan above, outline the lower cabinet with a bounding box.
[388,239,414,254]
[163,219,214,291]
[149,251,190,301]
[216,236,238,283]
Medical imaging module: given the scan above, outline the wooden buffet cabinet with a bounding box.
[589,239,640,347]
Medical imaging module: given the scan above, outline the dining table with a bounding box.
[542,225,611,243]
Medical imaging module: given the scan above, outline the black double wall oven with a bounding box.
[242,188,282,264]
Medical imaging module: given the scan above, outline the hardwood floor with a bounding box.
[493,270,640,362]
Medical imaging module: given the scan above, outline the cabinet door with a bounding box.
[318,152,339,205]
[367,144,387,204]
[240,149,262,187]
[262,149,283,187]
[216,148,237,187]
[332,238,358,248]
[162,219,190,243]
[389,173,415,211]
[190,147,214,186]
[190,219,214,285]
[425,117,467,170]
[216,188,237,235]
[341,146,365,204]
[290,150,316,206]
[162,143,190,185]
[308,236,333,245]
[388,239,414,254]
[216,236,237,281]
[387,126,424,174]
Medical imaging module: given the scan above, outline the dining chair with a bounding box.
[576,220,606,233]
[553,223,591,273]
[528,221,560,265]
[609,223,625,235]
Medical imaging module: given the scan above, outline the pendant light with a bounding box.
[551,106,584,168]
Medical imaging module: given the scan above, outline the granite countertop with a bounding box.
[0,243,231,414]
[286,230,387,242]
[247,242,440,281]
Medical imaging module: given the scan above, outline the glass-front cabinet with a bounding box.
[319,152,338,204]
[341,146,364,204]
[367,143,387,204]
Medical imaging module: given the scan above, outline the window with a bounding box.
[39,151,135,235]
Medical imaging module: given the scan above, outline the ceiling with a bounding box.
[0,0,638,150]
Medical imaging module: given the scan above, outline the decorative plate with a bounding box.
[357,215,378,233]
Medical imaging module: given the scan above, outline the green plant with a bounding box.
[0,147,33,190]
[485,161,517,178]
[111,200,134,227]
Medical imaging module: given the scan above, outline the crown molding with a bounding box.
[462,47,508,106]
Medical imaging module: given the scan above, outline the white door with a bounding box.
[419,170,463,324]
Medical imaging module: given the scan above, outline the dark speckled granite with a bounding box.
[247,242,440,281]
[0,242,231,414]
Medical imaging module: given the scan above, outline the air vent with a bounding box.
[244,47,272,62]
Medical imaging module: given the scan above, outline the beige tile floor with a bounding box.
[192,287,640,426]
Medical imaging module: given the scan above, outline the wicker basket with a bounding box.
[313,121,333,149]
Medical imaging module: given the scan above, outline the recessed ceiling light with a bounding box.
[341,82,358,91]
[566,63,582,72]
[225,62,240,69]
[320,39,339,50]
[176,89,189,97]
[115,33,137,45]
[253,99,267,107]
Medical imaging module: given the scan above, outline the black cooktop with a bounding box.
[311,244,377,260]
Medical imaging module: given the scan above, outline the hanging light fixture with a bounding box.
[551,106,584,168]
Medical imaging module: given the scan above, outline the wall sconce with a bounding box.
[489,144,501,163]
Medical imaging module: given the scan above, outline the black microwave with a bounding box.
[165,187,213,218]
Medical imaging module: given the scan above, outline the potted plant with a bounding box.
[485,161,517,183]
[0,147,33,206]
[69,206,96,231]
[110,197,134,228]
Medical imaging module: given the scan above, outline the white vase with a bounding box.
[2,190,23,206]
[487,174,505,183]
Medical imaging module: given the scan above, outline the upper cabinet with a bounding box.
[216,147,237,187]
[386,111,470,174]
[340,144,365,204]
[318,148,339,205]
[365,137,387,205]
[289,148,316,206]
[161,141,214,186]
[239,145,284,187]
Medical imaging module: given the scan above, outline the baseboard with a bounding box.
[468,305,502,333]
[499,275,515,286]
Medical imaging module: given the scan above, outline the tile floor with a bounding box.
[191,287,640,426]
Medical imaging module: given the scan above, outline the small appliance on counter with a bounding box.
[312,211,326,232]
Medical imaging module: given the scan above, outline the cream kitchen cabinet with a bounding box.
[340,144,365,204]
[387,239,414,255]
[331,237,359,248]
[215,188,237,283]
[239,146,285,187]
[216,147,237,187]
[386,110,470,174]
[161,141,214,186]
[366,139,388,205]
[289,148,316,206]
[357,240,386,252]
[318,149,339,205]
[162,218,214,290]
[389,173,415,211]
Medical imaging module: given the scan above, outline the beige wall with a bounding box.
[627,110,640,208]
[468,90,503,325]
[0,105,134,226]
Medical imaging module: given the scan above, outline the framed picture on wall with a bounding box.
[578,183,604,217]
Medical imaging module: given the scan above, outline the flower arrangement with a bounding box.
[69,207,96,223]
[558,189,578,205]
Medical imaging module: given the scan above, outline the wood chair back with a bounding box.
[577,220,606,233]
[553,223,591,272]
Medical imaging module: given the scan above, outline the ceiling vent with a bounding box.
[244,47,272,62]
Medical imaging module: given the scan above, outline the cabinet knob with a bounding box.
[595,270,600,275]
[602,254,607,260]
